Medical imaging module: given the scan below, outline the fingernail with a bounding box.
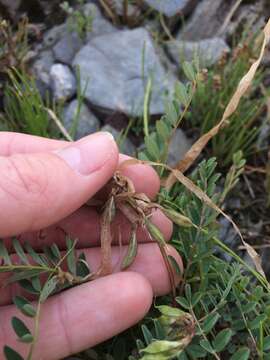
[55,132,116,175]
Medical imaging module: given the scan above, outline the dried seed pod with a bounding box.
[134,194,152,217]
[116,201,141,224]
[97,196,115,277]
[99,212,113,276]
[161,208,193,228]
[121,226,138,270]
[145,219,177,298]
[145,219,167,246]
[107,196,116,223]
[114,171,136,193]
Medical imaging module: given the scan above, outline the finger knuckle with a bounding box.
[0,155,49,202]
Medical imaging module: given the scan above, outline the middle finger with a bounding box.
[0,243,182,306]
[4,206,173,250]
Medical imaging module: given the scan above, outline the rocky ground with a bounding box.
[1,0,267,157]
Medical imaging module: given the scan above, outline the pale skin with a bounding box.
[0,131,183,360]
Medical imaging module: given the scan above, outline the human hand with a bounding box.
[0,131,182,360]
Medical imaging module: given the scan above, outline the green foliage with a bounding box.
[4,346,24,360]
[61,66,89,140]
[12,317,33,343]
[189,40,265,167]
[1,70,54,137]
[0,237,90,360]
[0,18,29,76]
[60,0,94,40]
[132,156,270,359]
[139,61,198,167]
[83,153,269,360]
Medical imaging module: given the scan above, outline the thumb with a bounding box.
[0,132,118,237]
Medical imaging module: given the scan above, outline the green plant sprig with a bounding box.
[140,61,198,172]
[60,0,94,40]
[0,237,90,360]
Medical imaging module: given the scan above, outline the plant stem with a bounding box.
[26,298,42,360]
[0,265,56,273]
[211,235,270,291]
[143,77,152,137]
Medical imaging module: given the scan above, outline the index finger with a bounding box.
[0,132,160,199]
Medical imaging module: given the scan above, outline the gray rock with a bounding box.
[73,28,175,116]
[225,3,265,40]
[32,50,55,87]
[167,37,230,68]
[219,218,238,249]
[50,64,76,102]
[101,125,136,156]
[217,218,238,263]
[52,3,115,65]
[84,3,117,41]
[167,129,191,166]
[53,32,83,66]
[32,50,55,97]
[226,197,241,211]
[179,0,230,41]
[43,24,67,49]
[143,0,197,17]
[243,252,258,271]
[63,100,100,139]
[256,123,270,151]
